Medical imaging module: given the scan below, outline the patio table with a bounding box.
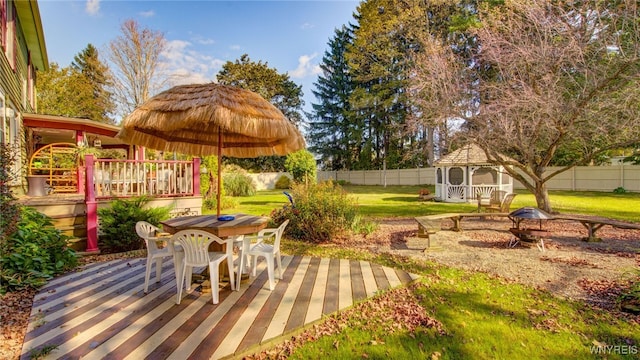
[160,214,270,290]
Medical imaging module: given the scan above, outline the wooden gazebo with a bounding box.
[434,144,513,203]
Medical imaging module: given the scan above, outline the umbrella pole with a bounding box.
[217,127,222,217]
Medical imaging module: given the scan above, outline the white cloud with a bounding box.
[160,39,225,86]
[139,10,155,18]
[229,44,241,51]
[196,38,215,45]
[301,22,315,30]
[289,53,321,79]
[85,0,100,16]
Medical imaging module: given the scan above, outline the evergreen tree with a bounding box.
[71,44,116,123]
[346,0,429,170]
[308,26,356,170]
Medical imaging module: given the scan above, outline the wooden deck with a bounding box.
[21,255,418,359]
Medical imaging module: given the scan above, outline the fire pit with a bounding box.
[508,207,553,251]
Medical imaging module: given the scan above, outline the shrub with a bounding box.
[619,270,640,314]
[274,175,292,189]
[221,196,239,210]
[223,168,256,197]
[284,150,317,184]
[613,186,627,194]
[203,196,238,212]
[98,196,171,253]
[1,207,78,292]
[270,181,359,243]
[200,155,222,205]
[0,142,19,246]
[203,197,216,210]
[351,214,379,236]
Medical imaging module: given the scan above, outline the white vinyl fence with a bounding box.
[249,165,640,193]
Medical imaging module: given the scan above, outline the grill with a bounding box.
[507,207,553,251]
[509,207,553,220]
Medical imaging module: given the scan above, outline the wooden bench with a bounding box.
[552,214,640,242]
[415,212,510,247]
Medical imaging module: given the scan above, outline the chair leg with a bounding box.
[236,249,244,292]
[155,258,163,283]
[251,255,258,277]
[173,256,183,298]
[144,256,153,293]
[227,255,235,291]
[185,266,193,291]
[275,252,283,280]
[266,255,275,291]
[209,263,219,304]
[176,263,186,305]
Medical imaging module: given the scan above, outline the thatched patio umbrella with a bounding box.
[117,82,305,216]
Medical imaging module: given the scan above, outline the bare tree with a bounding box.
[107,19,167,120]
[410,0,640,212]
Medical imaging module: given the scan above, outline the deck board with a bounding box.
[21,255,418,359]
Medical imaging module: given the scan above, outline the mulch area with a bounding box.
[360,216,640,308]
[2,216,639,360]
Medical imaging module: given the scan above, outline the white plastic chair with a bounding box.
[245,220,289,291]
[136,221,181,294]
[173,229,235,304]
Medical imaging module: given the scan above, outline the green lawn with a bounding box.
[218,185,640,359]
[222,185,640,222]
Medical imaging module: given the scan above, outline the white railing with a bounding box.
[92,159,195,198]
[446,185,467,202]
[471,185,499,200]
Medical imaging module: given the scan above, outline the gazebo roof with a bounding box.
[435,143,493,166]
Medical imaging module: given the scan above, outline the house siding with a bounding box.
[0,0,46,190]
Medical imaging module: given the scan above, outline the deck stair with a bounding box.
[16,195,88,251]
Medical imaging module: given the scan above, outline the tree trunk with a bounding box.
[534,181,552,213]
[426,126,435,166]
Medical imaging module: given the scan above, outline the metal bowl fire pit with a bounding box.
[508,207,553,250]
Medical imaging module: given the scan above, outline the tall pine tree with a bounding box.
[71,44,116,123]
[308,26,356,170]
[346,0,429,170]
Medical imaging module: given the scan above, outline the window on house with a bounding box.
[27,55,35,108]
[3,100,21,183]
[0,0,6,50]
[5,1,15,70]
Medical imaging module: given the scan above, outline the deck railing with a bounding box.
[89,158,199,199]
[84,156,201,253]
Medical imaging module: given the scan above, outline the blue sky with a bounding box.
[38,0,359,118]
